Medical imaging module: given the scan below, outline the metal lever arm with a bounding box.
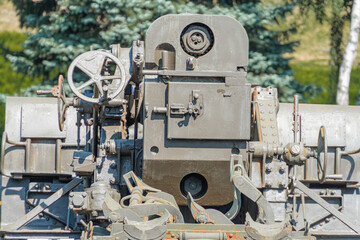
[230,155,275,224]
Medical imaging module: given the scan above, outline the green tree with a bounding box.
[8,0,319,102]
[298,0,353,103]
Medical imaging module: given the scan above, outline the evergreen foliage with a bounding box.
[9,0,320,102]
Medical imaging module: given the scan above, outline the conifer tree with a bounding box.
[8,0,319,102]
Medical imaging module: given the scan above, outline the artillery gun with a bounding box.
[1,14,360,240]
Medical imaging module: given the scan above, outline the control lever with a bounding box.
[230,155,275,224]
[186,193,233,224]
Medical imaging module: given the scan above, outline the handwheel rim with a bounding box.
[67,50,126,104]
[316,126,327,183]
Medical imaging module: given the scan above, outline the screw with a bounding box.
[265,182,272,188]
[279,166,285,174]
[110,163,117,169]
[330,190,336,195]
[69,192,74,197]
[325,218,330,223]
[265,166,272,173]
[110,179,116,185]
[320,190,325,195]
[45,185,51,190]
[35,184,39,189]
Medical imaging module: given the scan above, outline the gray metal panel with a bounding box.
[143,80,247,206]
[277,103,360,182]
[167,82,250,140]
[3,97,86,176]
[21,103,66,139]
[301,112,346,147]
[1,187,26,227]
[145,14,248,71]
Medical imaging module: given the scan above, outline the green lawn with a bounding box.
[291,61,360,105]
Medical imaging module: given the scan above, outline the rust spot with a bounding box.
[217,89,225,94]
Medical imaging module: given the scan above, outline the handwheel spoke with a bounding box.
[96,55,107,75]
[95,81,104,96]
[77,79,95,90]
[101,75,122,80]
[76,64,94,78]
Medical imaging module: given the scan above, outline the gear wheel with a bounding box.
[180,23,214,57]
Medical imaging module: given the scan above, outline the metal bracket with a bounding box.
[5,177,82,231]
[294,179,360,234]
[230,154,275,223]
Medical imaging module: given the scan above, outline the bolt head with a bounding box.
[290,144,301,155]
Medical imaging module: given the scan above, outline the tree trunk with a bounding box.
[336,0,360,105]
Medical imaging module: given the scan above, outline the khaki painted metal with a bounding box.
[142,14,250,206]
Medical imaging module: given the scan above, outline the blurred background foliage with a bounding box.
[0,0,359,137]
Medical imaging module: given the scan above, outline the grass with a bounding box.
[291,61,360,105]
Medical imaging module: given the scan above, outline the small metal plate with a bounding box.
[21,103,66,139]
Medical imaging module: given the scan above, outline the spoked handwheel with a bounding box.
[315,126,328,183]
[57,75,68,131]
[67,50,126,104]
